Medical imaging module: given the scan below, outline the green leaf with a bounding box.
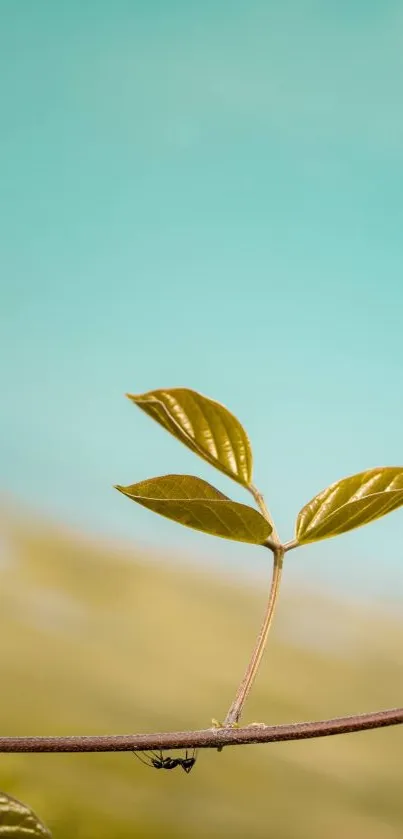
[126,388,253,487]
[115,474,271,544]
[0,792,52,838]
[296,466,403,544]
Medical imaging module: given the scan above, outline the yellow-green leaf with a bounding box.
[115,474,271,544]
[296,466,403,544]
[126,388,253,487]
[0,792,52,838]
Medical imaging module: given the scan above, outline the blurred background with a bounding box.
[1,1,402,837]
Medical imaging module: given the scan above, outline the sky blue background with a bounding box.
[1,1,402,601]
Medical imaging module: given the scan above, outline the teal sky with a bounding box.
[1,1,403,600]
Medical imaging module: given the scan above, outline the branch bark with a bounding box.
[0,707,401,753]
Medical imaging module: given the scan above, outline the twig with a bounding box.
[0,708,401,753]
[224,546,284,725]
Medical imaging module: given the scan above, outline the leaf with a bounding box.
[115,474,271,544]
[126,388,253,487]
[0,792,52,838]
[296,466,403,544]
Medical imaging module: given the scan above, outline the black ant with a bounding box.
[133,749,197,774]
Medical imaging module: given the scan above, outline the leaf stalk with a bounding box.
[249,483,281,544]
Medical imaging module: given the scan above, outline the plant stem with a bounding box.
[223,545,284,726]
[0,708,401,752]
[249,483,280,544]
[283,539,299,552]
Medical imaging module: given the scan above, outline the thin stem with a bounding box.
[249,484,280,545]
[0,708,400,752]
[283,539,299,552]
[223,546,284,726]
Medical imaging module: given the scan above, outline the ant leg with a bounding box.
[133,751,153,767]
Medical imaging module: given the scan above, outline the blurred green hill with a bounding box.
[0,505,402,839]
